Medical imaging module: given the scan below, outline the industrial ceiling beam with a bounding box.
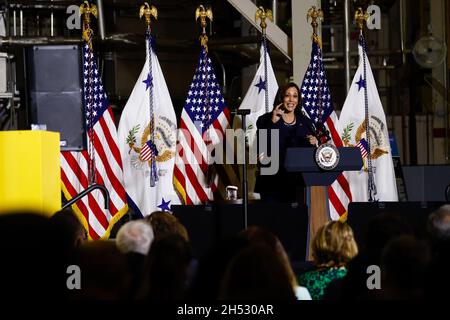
[226,0,291,61]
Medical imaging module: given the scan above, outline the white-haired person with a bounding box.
[115,220,155,298]
[116,220,155,255]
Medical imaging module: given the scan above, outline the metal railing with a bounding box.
[62,183,109,211]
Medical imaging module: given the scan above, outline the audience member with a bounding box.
[298,221,358,300]
[424,205,450,300]
[380,235,430,299]
[145,211,189,242]
[138,234,192,300]
[218,244,297,300]
[116,220,154,255]
[186,236,248,300]
[69,240,133,300]
[325,212,414,300]
[50,208,87,251]
[0,212,68,299]
[238,226,311,300]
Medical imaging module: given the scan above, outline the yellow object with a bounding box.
[0,130,61,215]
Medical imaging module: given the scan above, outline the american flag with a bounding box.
[174,47,238,204]
[300,38,353,220]
[356,138,369,158]
[60,42,128,239]
[140,140,158,161]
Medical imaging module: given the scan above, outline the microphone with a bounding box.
[230,109,251,117]
[236,109,251,116]
[300,110,331,145]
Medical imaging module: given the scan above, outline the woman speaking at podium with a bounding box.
[255,82,318,204]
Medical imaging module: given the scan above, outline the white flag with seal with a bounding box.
[118,34,180,216]
[339,35,398,202]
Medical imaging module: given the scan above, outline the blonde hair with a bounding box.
[312,221,358,268]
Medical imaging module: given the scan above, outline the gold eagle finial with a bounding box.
[195,5,213,32]
[255,6,273,33]
[306,6,323,35]
[195,5,213,50]
[139,2,158,27]
[354,7,369,31]
[79,1,98,45]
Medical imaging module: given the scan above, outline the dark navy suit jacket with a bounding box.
[255,109,316,203]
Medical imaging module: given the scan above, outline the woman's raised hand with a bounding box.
[271,103,285,123]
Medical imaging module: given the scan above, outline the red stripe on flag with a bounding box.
[93,131,127,203]
[95,172,119,214]
[328,185,347,216]
[87,192,109,230]
[99,109,124,169]
[326,117,343,147]
[174,165,191,205]
[223,107,231,122]
[180,118,208,172]
[184,163,210,202]
[61,163,100,240]
[63,152,88,189]
[337,173,352,201]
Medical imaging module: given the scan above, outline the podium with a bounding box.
[0,130,61,215]
[285,147,362,259]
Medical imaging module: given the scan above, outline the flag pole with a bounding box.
[140,2,158,187]
[195,5,215,190]
[355,8,377,201]
[305,6,329,261]
[256,6,273,114]
[80,0,98,185]
[237,109,251,229]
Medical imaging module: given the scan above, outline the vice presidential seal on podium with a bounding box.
[315,143,340,171]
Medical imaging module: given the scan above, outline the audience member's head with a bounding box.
[50,208,87,250]
[145,211,189,242]
[365,212,413,263]
[187,236,248,300]
[116,220,154,255]
[312,221,358,268]
[139,234,192,300]
[0,212,67,299]
[70,240,133,300]
[239,226,298,288]
[427,204,450,245]
[381,235,430,299]
[219,244,297,300]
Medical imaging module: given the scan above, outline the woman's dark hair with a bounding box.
[273,82,301,109]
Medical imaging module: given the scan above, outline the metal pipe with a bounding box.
[344,0,351,91]
[36,14,40,37]
[0,36,82,46]
[96,0,106,40]
[323,64,396,70]
[399,0,406,64]
[323,49,406,57]
[13,11,16,36]
[51,0,54,37]
[272,0,277,25]
[20,10,23,36]
[236,109,250,229]
[51,12,54,36]
[61,183,110,211]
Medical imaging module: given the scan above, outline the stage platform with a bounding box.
[172,202,309,262]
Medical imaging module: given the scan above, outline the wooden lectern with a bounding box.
[0,130,61,215]
[285,147,362,260]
